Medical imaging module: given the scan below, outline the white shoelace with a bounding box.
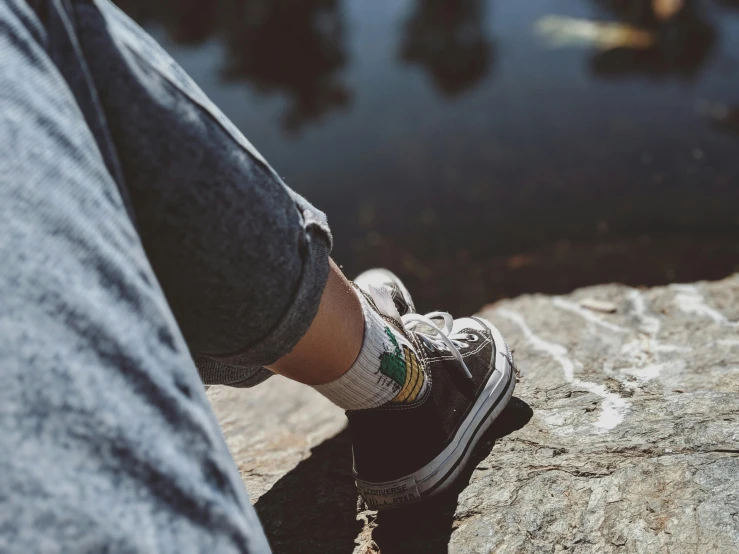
[401,312,475,380]
[364,284,475,381]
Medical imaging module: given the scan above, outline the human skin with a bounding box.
[268,259,364,385]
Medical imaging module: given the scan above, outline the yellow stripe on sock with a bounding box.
[391,346,424,403]
[406,351,424,401]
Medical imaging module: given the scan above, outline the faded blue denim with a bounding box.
[0,0,333,551]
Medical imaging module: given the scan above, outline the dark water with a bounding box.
[120,0,739,314]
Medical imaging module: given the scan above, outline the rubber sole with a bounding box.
[355,320,516,510]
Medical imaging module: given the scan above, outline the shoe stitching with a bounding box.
[425,340,489,362]
[424,333,491,362]
[365,372,432,412]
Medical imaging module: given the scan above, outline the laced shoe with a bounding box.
[349,271,516,509]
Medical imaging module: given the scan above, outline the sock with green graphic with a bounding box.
[313,292,427,410]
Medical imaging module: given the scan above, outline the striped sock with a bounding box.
[313,292,427,410]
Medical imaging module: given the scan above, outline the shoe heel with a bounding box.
[355,474,422,510]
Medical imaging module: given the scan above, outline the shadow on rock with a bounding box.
[253,427,360,554]
[254,397,532,554]
[370,396,533,554]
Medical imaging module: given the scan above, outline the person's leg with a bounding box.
[269,259,364,385]
[0,1,268,551]
[70,0,406,402]
[70,0,336,388]
[74,4,515,510]
[11,0,515,521]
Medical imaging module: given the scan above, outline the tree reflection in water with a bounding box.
[117,0,350,133]
[399,0,493,97]
[589,0,716,79]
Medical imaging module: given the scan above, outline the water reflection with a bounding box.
[399,0,493,96]
[590,0,716,79]
[702,102,739,137]
[221,0,350,132]
[714,0,739,9]
[117,0,739,313]
[537,1,717,78]
[115,0,218,44]
[117,0,350,132]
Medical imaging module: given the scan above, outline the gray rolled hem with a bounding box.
[194,355,274,388]
[201,221,331,377]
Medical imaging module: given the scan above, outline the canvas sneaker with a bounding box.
[354,268,415,316]
[350,270,516,510]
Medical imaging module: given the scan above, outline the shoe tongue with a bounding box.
[366,284,404,327]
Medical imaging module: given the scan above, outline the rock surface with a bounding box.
[207,274,739,554]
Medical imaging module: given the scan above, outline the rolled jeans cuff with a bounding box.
[196,196,332,387]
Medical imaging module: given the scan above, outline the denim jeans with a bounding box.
[0,0,333,551]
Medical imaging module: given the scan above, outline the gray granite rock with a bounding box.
[207,274,739,554]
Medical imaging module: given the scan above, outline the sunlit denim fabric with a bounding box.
[0,0,333,551]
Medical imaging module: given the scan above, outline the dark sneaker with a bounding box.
[348,280,516,510]
[354,268,415,316]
